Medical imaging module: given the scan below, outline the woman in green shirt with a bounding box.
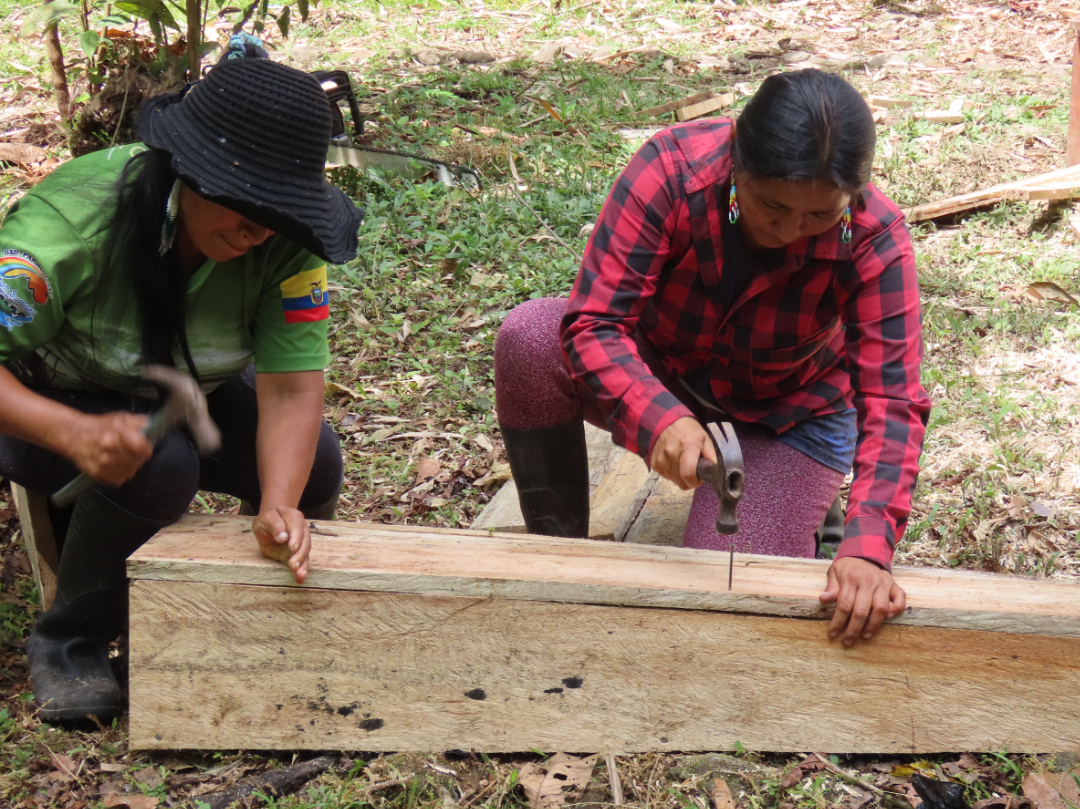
[0,58,363,723]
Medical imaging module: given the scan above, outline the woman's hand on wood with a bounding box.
[252,506,311,584]
[69,411,153,486]
[820,557,906,646]
[650,417,717,490]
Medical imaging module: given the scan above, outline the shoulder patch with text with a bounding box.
[0,249,51,331]
[280,265,329,324]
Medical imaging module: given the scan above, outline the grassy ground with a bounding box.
[1,0,1080,805]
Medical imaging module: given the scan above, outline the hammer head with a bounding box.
[694,421,745,535]
[142,365,222,454]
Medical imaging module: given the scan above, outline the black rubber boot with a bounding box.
[502,420,590,538]
[27,487,171,725]
[814,495,845,560]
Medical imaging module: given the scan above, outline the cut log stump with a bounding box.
[128,514,1080,754]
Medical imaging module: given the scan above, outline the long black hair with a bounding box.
[98,148,199,380]
[732,69,876,204]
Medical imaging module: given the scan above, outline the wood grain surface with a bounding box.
[12,484,58,610]
[128,515,1080,638]
[128,579,1080,753]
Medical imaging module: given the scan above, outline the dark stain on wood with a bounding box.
[359,718,384,731]
[465,688,487,700]
[543,688,564,694]
[562,676,584,689]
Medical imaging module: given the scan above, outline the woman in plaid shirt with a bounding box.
[494,69,931,647]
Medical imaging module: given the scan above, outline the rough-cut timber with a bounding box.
[12,484,58,609]
[638,91,716,118]
[676,93,734,122]
[905,163,1080,222]
[128,515,1080,753]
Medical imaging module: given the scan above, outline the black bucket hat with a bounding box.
[138,59,363,264]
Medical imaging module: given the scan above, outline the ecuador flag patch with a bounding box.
[280,265,330,324]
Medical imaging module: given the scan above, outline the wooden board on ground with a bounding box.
[619,473,692,546]
[12,484,58,610]
[905,163,1080,222]
[638,91,716,118]
[128,515,1080,753]
[675,93,734,122]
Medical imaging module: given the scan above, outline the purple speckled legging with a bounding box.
[494,297,844,558]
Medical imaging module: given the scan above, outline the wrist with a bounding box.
[52,410,90,460]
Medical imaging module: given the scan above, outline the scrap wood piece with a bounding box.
[519,754,599,809]
[618,472,692,546]
[639,91,716,118]
[201,756,339,809]
[605,754,623,806]
[676,93,735,122]
[905,163,1080,222]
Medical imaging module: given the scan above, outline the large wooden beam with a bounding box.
[127,515,1080,753]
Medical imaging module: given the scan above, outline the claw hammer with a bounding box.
[694,421,745,590]
[51,365,222,509]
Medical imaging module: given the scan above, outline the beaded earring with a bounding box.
[159,179,182,256]
[840,205,852,244]
[728,178,739,224]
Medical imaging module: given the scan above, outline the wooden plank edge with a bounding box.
[12,484,58,610]
[906,164,1080,222]
[639,91,715,118]
[124,559,1080,639]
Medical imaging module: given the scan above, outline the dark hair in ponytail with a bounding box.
[732,69,876,203]
[98,148,199,380]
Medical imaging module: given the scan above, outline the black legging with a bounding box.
[0,365,343,523]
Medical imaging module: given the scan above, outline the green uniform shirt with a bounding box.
[0,143,331,397]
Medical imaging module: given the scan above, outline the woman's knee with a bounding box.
[683,429,841,558]
[106,430,200,521]
[495,298,583,430]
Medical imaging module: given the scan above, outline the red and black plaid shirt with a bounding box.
[561,119,931,570]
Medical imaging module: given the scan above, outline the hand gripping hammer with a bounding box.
[693,421,745,589]
[51,365,222,509]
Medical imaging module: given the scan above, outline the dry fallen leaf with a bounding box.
[414,456,441,483]
[1025,281,1079,306]
[325,380,361,399]
[780,752,828,789]
[711,777,737,809]
[102,794,160,809]
[49,752,77,780]
[973,796,1033,809]
[349,310,373,331]
[474,461,512,488]
[1022,772,1067,809]
[518,753,599,809]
